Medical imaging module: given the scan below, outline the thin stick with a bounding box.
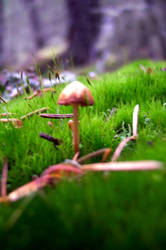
[40,113,73,119]
[82,161,163,172]
[20,107,49,120]
[111,104,139,162]
[0,96,7,104]
[39,132,62,148]
[0,113,15,117]
[133,104,139,137]
[24,88,56,100]
[41,164,83,177]
[78,148,111,164]
[24,91,38,100]
[101,148,112,162]
[111,136,136,162]
[0,118,23,128]
[73,152,80,161]
[7,175,51,202]
[1,157,8,197]
[0,118,21,123]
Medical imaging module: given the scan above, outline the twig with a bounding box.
[39,132,62,149]
[111,104,139,161]
[40,113,73,119]
[1,157,8,197]
[0,118,20,123]
[20,107,49,120]
[77,148,111,164]
[41,164,83,177]
[24,88,56,100]
[0,113,15,117]
[0,96,7,104]
[7,175,51,202]
[73,152,80,161]
[0,118,23,128]
[111,136,136,162]
[82,161,163,172]
[101,148,112,162]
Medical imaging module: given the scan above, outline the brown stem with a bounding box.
[1,157,8,197]
[82,161,163,172]
[40,113,73,119]
[73,104,79,153]
[111,136,136,162]
[73,152,80,161]
[78,148,111,164]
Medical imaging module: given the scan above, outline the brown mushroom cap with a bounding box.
[58,81,94,106]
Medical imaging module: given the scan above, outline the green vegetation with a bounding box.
[0,60,166,249]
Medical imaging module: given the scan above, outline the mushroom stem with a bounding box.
[72,104,79,153]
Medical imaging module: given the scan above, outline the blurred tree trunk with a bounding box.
[23,0,45,49]
[66,0,102,65]
[0,0,4,56]
[146,0,166,58]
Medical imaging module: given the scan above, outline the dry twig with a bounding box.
[21,107,49,120]
[82,161,163,172]
[39,132,62,149]
[111,104,139,161]
[0,113,15,117]
[40,113,73,119]
[24,88,56,100]
[0,96,7,104]
[1,157,8,197]
[0,118,23,128]
[78,148,111,164]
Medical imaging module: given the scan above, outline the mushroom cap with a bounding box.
[58,81,94,106]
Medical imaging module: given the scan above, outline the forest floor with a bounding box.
[0,60,166,249]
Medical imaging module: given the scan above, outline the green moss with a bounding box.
[0,60,166,249]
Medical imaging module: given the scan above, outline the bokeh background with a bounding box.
[0,0,166,71]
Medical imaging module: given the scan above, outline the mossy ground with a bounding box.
[0,60,166,249]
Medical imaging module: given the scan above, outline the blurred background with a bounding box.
[0,0,166,72]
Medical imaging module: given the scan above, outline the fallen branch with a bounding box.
[40,113,73,119]
[21,107,49,120]
[0,159,163,203]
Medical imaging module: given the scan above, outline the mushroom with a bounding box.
[58,81,94,153]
